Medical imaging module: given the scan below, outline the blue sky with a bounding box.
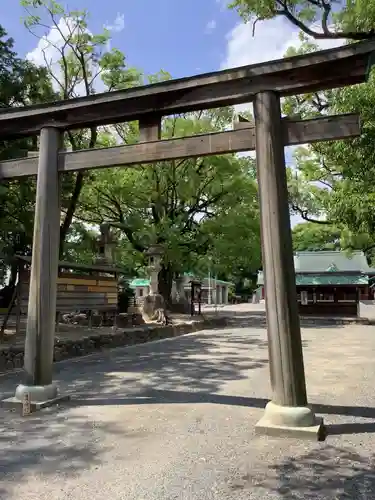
[2,0,238,79]
[2,0,341,83]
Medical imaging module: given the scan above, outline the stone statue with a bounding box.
[141,244,168,325]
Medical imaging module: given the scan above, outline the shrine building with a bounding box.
[257,250,375,316]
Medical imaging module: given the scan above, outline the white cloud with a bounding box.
[215,0,228,12]
[222,17,343,227]
[222,17,343,114]
[26,17,76,68]
[26,16,95,96]
[25,12,126,147]
[222,17,342,71]
[26,16,109,96]
[26,11,125,93]
[104,13,125,33]
[205,19,217,34]
[222,19,343,150]
[103,13,125,52]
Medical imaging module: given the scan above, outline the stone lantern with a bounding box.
[174,275,185,303]
[145,244,164,295]
[96,223,115,265]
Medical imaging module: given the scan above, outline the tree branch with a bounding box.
[363,243,375,254]
[275,0,375,40]
[105,221,145,252]
[59,172,85,256]
[291,203,333,224]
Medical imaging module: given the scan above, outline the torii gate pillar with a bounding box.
[253,91,325,440]
[3,127,69,411]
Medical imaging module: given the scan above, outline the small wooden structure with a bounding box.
[296,275,368,317]
[257,250,374,316]
[16,256,121,331]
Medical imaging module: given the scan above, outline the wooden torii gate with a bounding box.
[0,40,373,438]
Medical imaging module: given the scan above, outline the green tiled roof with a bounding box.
[129,276,233,288]
[257,251,372,286]
[212,279,234,286]
[183,272,232,285]
[294,250,371,273]
[257,271,368,286]
[296,274,368,286]
[129,278,150,288]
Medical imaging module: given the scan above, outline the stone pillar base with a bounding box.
[2,383,70,412]
[255,401,326,441]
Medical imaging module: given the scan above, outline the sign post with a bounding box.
[22,392,31,416]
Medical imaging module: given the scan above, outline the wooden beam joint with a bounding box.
[234,113,361,146]
[139,115,162,142]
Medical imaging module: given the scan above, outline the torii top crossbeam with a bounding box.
[0,40,374,140]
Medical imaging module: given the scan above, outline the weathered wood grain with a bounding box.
[15,255,124,274]
[23,127,61,386]
[20,290,119,314]
[0,114,361,179]
[254,91,308,408]
[57,277,98,286]
[97,280,117,287]
[139,115,161,142]
[21,268,119,316]
[88,286,118,293]
[0,40,372,139]
[234,113,360,146]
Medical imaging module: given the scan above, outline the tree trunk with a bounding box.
[59,171,84,258]
[158,264,173,307]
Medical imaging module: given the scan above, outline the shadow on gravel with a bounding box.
[223,311,347,329]
[0,326,270,496]
[0,404,129,499]
[68,391,375,436]
[0,329,271,400]
[0,321,369,497]
[228,445,375,499]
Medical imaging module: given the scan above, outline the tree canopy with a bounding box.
[229,0,375,41]
[0,23,56,288]
[77,110,261,300]
[227,0,375,264]
[284,40,375,263]
[292,222,341,251]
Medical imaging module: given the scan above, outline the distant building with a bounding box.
[129,274,233,305]
[257,250,375,316]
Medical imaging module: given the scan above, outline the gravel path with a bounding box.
[1,321,375,499]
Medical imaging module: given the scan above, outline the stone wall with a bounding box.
[0,318,226,374]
